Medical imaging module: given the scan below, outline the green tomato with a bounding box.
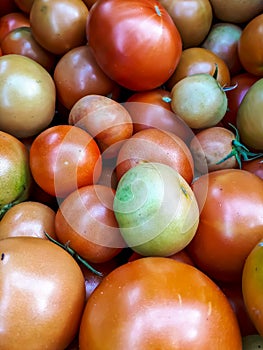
[113,162,199,256]
[242,334,263,349]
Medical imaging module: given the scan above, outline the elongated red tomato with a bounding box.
[86,0,182,91]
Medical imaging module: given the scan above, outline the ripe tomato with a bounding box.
[54,45,118,110]
[222,72,259,128]
[242,157,263,180]
[14,0,34,13]
[238,14,263,77]
[0,11,29,44]
[29,125,102,198]
[68,94,133,158]
[0,54,56,138]
[158,0,213,49]
[166,47,231,90]
[242,239,263,336]
[79,257,242,349]
[115,128,194,184]
[187,169,263,283]
[0,236,85,350]
[30,0,89,55]
[55,184,124,263]
[86,0,182,91]
[1,26,56,72]
[0,201,56,240]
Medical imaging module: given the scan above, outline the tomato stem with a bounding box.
[44,231,103,277]
[216,123,263,168]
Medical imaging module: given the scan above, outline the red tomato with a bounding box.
[115,128,195,184]
[54,45,118,110]
[55,184,124,263]
[86,0,182,91]
[1,26,56,72]
[0,12,30,44]
[29,125,102,198]
[124,88,193,143]
[238,14,263,76]
[187,169,263,283]
[222,73,259,128]
[79,257,242,349]
[242,157,263,180]
[14,0,34,13]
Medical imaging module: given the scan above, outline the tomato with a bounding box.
[166,47,231,90]
[115,128,195,184]
[209,0,263,24]
[79,257,242,349]
[124,88,193,143]
[242,335,263,349]
[202,22,243,76]
[187,169,263,283]
[1,26,57,72]
[158,0,213,49]
[242,157,263,180]
[170,73,228,129]
[68,94,133,158]
[55,184,124,263]
[0,131,32,218]
[0,12,29,44]
[0,54,56,138]
[0,236,85,350]
[189,126,238,173]
[242,239,263,336]
[0,201,56,240]
[29,125,102,198]
[54,45,119,110]
[238,14,263,77]
[30,0,89,55]
[222,72,259,128]
[86,0,182,91]
[114,162,199,257]
[14,0,34,13]
[236,78,263,150]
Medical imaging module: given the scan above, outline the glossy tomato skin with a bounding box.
[158,0,213,49]
[222,73,259,128]
[0,11,29,43]
[54,45,118,110]
[187,169,263,283]
[30,0,89,55]
[79,257,242,349]
[238,14,263,77]
[166,47,231,90]
[29,125,102,198]
[1,26,57,72]
[86,0,182,91]
[242,240,263,336]
[0,236,86,350]
[55,184,124,263]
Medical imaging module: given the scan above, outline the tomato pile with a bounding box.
[1,0,263,349]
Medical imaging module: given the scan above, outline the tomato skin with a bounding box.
[54,45,118,110]
[1,26,57,72]
[0,12,30,43]
[55,184,124,263]
[79,257,242,349]
[86,0,182,91]
[242,240,263,336]
[29,125,102,198]
[242,157,263,180]
[30,0,89,55]
[188,169,263,283]
[0,236,86,350]
[222,73,259,128]
[238,14,263,77]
